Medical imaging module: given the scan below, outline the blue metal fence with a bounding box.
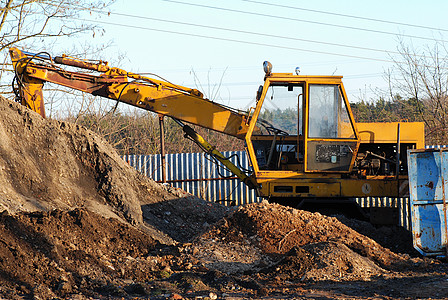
[122,151,260,205]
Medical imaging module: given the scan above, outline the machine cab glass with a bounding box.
[308,85,355,139]
[252,82,304,171]
[305,84,358,172]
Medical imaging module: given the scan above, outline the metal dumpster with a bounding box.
[408,148,448,257]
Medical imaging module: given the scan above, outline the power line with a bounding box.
[38,3,443,69]
[89,10,423,58]
[74,17,395,64]
[75,17,448,70]
[163,0,448,43]
[45,2,395,57]
[43,2,437,60]
[242,0,448,33]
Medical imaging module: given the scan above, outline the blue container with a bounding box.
[408,148,448,257]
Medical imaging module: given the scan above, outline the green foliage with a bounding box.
[259,107,298,134]
[349,96,448,144]
[350,97,425,123]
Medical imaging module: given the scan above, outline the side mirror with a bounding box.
[256,85,263,101]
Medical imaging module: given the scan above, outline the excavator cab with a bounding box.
[246,67,359,176]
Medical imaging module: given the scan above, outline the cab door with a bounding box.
[304,83,359,172]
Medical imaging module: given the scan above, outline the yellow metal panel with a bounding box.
[357,122,425,148]
[340,178,399,197]
[20,81,45,118]
[267,74,343,83]
[257,177,401,198]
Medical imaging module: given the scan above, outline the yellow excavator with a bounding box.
[9,48,425,222]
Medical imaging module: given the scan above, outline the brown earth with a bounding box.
[0,95,447,299]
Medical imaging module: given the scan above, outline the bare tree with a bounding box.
[0,0,115,98]
[0,1,114,51]
[387,39,448,144]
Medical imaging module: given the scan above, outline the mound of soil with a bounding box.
[190,204,398,279]
[141,186,234,243]
[0,95,231,245]
[0,209,162,298]
[260,242,387,283]
[0,95,159,224]
[0,95,235,297]
[198,201,404,267]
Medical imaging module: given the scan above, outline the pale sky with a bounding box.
[65,0,448,109]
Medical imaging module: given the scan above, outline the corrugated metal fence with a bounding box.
[122,151,259,206]
[356,197,411,229]
[124,147,447,229]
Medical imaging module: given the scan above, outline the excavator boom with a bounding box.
[10,48,251,139]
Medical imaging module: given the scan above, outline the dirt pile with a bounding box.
[0,209,163,298]
[0,95,232,245]
[191,201,408,279]
[0,95,158,223]
[260,242,386,282]
[0,95,234,297]
[141,188,234,243]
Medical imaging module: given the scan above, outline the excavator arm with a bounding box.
[10,48,257,188]
[10,48,251,138]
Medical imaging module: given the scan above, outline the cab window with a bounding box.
[308,84,355,139]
